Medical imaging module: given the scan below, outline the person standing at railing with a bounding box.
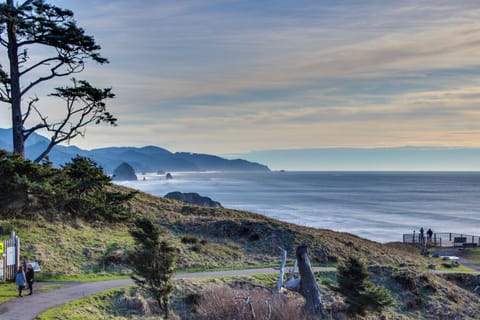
[427,228,433,243]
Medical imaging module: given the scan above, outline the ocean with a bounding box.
[115,171,480,243]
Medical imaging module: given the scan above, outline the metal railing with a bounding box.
[403,232,479,248]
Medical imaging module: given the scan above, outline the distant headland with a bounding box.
[0,128,270,173]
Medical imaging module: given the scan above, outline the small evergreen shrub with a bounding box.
[334,256,394,315]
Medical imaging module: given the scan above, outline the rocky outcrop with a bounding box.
[112,162,137,181]
[164,191,222,208]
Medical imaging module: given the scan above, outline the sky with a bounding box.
[2,0,480,158]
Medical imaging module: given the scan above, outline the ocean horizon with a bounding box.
[115,171,480,243]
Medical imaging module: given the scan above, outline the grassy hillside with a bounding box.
[3,184,427,276]
[2,184,480,319]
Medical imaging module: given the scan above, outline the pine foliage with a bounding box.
[129,217,176,318]
[335,256,394,315]
[0,151,134,222]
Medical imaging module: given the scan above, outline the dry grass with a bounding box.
[114,287,160,317]
[189,285,308,320]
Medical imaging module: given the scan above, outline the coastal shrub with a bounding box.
[0,151,61,216]
[62,156,135,222]
[334,256,394,315]
[0,151,134,223]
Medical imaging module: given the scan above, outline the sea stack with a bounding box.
[112,162,137,181]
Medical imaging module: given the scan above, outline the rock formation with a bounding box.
[112,162,137,181]
[164,191,222,208]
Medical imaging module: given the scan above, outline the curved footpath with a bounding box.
[0,267,335,320]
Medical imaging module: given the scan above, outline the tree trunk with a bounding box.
[7,0,24,158]
[296,245,325,317]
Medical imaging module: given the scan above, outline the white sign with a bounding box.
[6,246,15,266]
[0,258,3,279]
[31,261,41,272]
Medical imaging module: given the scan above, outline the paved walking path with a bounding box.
[0,267,335,320]
[430,247,480,273]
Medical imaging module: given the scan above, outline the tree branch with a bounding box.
[30,79,115,163]
[21,96,39,125]
[21,60,65,96]
[19,56,62,77]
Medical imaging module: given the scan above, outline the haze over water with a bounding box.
[116,171,480,243]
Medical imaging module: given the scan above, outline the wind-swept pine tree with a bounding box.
[0,0,116,161]
[129,217,176,318]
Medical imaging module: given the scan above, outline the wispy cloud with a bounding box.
[6,0,480,155]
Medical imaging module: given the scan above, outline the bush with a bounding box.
[334,256,394,315]
[0,151,134,223]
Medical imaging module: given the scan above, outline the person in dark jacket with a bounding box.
[15,266,26,297]
[26,263,35,295]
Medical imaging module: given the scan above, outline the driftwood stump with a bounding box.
[296,245,326,317]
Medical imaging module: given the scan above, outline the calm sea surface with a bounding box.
[115,171,480,243]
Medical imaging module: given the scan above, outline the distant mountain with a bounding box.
[0,128,270,173]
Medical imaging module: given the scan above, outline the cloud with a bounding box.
[7,0,480,154]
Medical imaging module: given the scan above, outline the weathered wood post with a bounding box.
[277,247,287,293]
[296,245,326,317]
[13,231,20,272]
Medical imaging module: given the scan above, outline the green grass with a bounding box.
[34,272,339,320]
[36,286,130,320]
[434,264,476,273]
[0,282,65,304]
[37,272,130,282]
[0,282,19,303]
[177,261,293,273]
[462,248,480,265]
[2,184,480,319]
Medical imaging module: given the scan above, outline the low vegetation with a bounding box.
[332,256,394,315]
[1,152,480,319]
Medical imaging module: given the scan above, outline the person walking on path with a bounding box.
[26,263,35,295]
[15,266,26,297]
[420,227,425,243]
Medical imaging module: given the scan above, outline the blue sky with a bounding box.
[2,0,480,156]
